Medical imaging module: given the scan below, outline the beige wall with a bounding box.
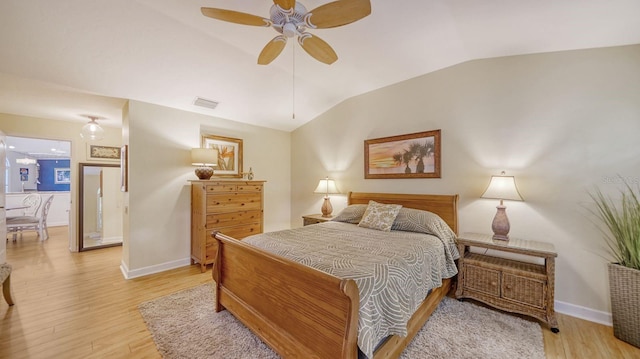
[122,100,291,277]
[0,113,122,252]
[291,44,640,321]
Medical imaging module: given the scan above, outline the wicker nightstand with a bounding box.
[302,214,332,226]
[455,232,559,333]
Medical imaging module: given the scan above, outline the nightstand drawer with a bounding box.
[302,214,332,226]
[464,264,501,297]
[304,217,324,226]
[502,273,546,309]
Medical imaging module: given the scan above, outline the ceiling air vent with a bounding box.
[193,97,219,110]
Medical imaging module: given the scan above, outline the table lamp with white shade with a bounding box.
[480,171,524,240]
[191,148,218,180]
[314,177,340,217]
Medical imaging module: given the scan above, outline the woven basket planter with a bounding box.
[608,263,640,348]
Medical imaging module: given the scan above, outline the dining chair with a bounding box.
[22,193,42,216]
[20,193,42,217]
[7,193,41,241]
[37,195,55,240]
[7,195,53,241]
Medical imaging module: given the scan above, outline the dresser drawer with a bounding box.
[502,273,546,309]
[206,184,238,192]
[206,210,263,228]
[237,184,263,192]
[207,193,262,212]
[207,183,263,193]
[464,264,500,297]
[216,222,262,239]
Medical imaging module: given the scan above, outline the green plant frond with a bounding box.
[588,179,640,271]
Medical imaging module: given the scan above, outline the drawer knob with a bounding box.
[506,284,512,290]
[491,281,497,287]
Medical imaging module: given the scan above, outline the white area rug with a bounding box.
[139,283,545,359]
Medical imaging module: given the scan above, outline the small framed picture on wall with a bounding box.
[54,168,71,184]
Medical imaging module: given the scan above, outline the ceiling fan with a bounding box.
[201,0,371,65]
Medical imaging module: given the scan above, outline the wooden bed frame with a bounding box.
[211,192,459,359]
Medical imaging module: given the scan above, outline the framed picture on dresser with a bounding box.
[201,134,243,178]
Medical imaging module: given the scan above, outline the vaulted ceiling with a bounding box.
[1,0,639,132]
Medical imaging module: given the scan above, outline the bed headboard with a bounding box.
[347,192,459,235]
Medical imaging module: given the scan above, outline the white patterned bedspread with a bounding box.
[243,221,459,358]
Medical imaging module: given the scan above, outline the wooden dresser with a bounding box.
[190,179,265,272]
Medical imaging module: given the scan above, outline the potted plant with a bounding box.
[590,179,640,348]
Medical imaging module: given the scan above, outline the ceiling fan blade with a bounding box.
[298,33,338,65]
[306,0,371,29]
[273,0,296,11]
[201,8,271,27]
[258,36,287,65]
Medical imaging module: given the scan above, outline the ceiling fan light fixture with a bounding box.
[80,115,105,141]
[282,22,299,37]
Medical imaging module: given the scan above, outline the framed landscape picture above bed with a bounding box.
[364,129,441,179]
[201,134,243,178]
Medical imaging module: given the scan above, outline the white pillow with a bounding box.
[357,200,402,232]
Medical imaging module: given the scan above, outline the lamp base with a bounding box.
[491,204,510,241]
[194,166,214,180]
[321,197,333,218]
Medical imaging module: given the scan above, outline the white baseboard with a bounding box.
[101,236,123,244]
[555,300,612,326]
[120,257,191,279]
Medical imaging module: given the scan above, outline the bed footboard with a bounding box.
[212,232,360,359]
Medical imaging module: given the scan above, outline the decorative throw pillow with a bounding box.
[331,204,368,224]
[357,201,402,232]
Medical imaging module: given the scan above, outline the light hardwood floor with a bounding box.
[2,226,639,358]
